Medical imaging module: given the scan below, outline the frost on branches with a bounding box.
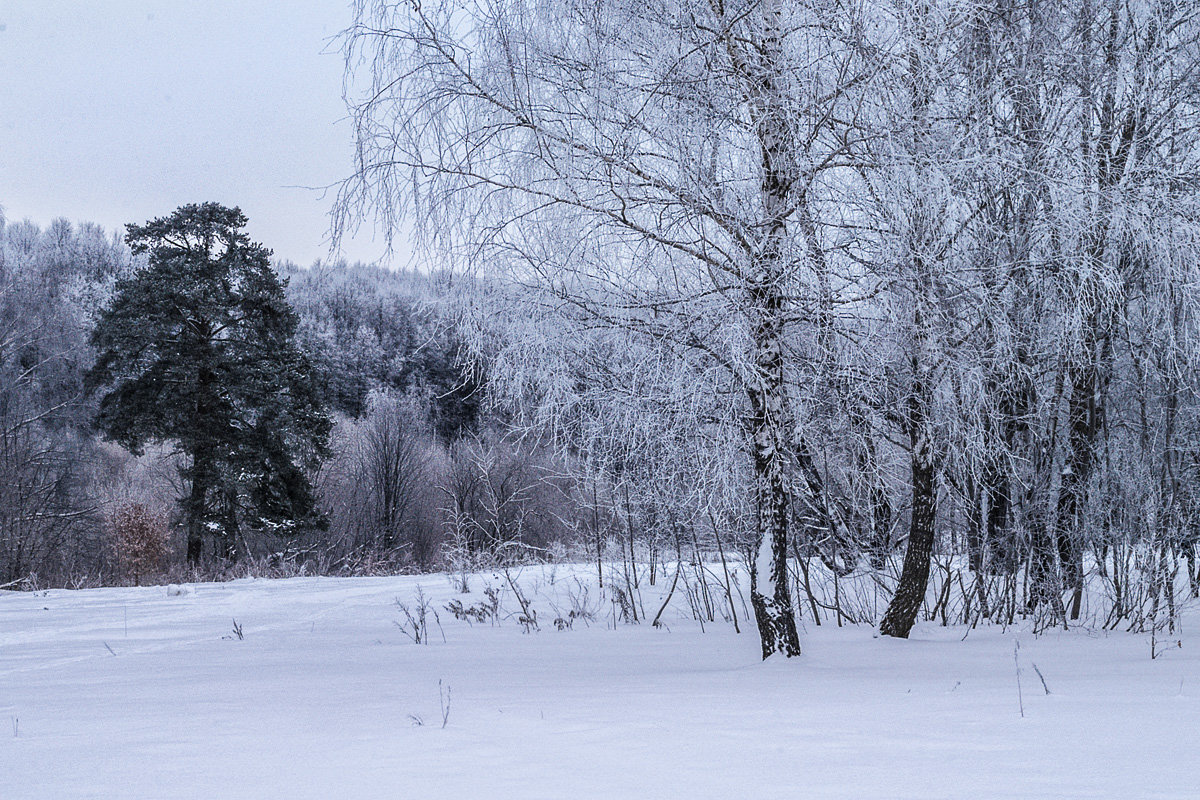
[336,0,1200,655]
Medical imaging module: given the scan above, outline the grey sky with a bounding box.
[0,1,395,266]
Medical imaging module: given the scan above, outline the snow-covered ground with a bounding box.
[2,567,1196,799]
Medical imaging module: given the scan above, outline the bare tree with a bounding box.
[439,432,567,564]
[322,391,440,565]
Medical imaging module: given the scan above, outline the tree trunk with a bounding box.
[220,486,241,563]
[747,432,802,657]
[1185,540,1200,598]
[982,449,1013,572]
[185,454,210,565]
[965,474,984,574]
[1026,514,1065,620]
[186,360,217,565]
[880,368,938,638]
[1054,342,1106,620]
[746,292,801,659]
[739,0,801,659]
[879,1,942,639]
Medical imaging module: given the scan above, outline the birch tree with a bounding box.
[337,0,877,657]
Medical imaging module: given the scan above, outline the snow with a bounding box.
[2,568,1197,799]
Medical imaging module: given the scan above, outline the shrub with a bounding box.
[109,503,169,585]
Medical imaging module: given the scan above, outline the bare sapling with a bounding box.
[396,587,446,644]
[502,568,538,632]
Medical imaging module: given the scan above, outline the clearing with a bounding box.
[1,567,1196,799]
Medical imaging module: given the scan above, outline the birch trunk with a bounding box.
[747,291,801,658]
[743,0,801,658]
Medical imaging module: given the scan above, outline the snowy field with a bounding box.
[2,567,1197,799]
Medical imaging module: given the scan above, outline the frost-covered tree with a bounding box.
[0,214,125,584]
[283,261,485,441]
[336,0,885,658]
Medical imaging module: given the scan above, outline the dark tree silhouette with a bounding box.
[88,203,330,563]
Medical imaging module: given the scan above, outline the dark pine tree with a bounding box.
[87,203,331,563]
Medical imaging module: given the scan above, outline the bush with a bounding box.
[109,503,169,585]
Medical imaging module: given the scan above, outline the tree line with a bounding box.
[0,205,570,588]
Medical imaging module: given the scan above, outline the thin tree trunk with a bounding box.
[880,335,938,638]
[880,11,940,639]
[1055,345,1106,620]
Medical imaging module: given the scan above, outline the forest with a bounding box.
[4,0,1200,666]
[0,212,497,584]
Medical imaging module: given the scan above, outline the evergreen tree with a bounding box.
[87,203,330,563]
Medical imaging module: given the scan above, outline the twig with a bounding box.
[1013,640,1024,718]
[651,561,683,629]
[439,679,451,728]
[503,568,539,632]
[1031,662,1051,695]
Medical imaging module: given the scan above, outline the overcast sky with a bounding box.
[0,1,398,266]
